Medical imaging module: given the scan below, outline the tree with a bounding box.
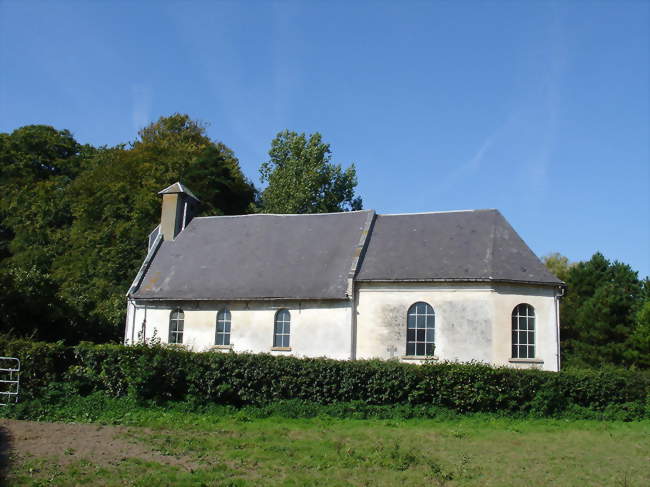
[52,114,257,339]
[258,130,362,214]
[0,125,87,183]
[0,115,256,343]
[542,252,574,282]
[626,298,650,368]
[0,264,72,341]
[560,252,647,368]
[0,126,95,341]
[183,144,257,216]
[0,125,93,261]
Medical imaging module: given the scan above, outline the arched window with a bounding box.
[273,309,291,348]
[215,309,231,346]
[406,302,435,356]
[169,309,184,344]
[512,304,535,359]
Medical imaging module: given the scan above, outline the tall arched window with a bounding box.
[273,309,291,348]
[406,302,435,356]
[169,309,184,344]
[512,304,535,359]
[215,309,231,346]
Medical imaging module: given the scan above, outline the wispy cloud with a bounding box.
[433,114,514,196]
[435,2,568,203]
[520,2,568,198]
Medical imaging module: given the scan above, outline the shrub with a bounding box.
[1,338,648,419]
[0,337,72,400]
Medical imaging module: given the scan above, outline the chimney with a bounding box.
[158,182,200,241]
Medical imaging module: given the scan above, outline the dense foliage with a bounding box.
[0,116,256,342]
[1,339,648,419]
[543,252,649,369]
[258,130,362,213]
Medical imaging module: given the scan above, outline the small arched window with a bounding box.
[169,309,184,344]
[215,309,231,346]
[273,309,291,348]
[406,302,435,356]
[512,304,535,359]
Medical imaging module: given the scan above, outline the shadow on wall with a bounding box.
[0,424,12,487]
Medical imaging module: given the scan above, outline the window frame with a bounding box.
[273,309,291,348]
[511,303,535,359]
[169,309,184,344]
[215,309,231,346]
[406,302,435,357]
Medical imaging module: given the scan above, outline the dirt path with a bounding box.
[0,419,198,473]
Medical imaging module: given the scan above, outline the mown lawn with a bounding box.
[2,401,649,487]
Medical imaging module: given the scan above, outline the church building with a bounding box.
[125,182,564,371]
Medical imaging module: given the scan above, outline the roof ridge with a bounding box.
[193,209,500,220]
[487,210,498,280]
[378,209,497,216]
[194,209,374,219]
[346,210,376,296]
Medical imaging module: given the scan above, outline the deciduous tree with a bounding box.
[542,252,574,282]
[258,130,362,214]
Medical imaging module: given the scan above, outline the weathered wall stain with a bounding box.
[437,300,491,363]
[378,304,406,358]
[372,300,490,361]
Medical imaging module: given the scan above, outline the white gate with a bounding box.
[0,357,20,406]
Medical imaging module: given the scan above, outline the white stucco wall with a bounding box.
[125,299,352,360]
[491,284,559,371]
[125,282,560,371]
[354,282,559,371]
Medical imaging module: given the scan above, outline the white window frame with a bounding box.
[512,304,535,359]
[215,309,231,346]
[406,302,435,357]
[169,309,184,344]
[273,309,291,348]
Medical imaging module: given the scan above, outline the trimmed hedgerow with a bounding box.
[1,338,648,418]
[0,337,73,400]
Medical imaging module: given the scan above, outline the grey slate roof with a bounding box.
[132,210,374,300]
[355,209,563,285]
[130,208,562,301]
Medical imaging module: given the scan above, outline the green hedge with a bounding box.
[1,338,648,418]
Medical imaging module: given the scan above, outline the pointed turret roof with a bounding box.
[158,182,200,202]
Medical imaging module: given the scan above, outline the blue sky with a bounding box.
[1,1,648,277]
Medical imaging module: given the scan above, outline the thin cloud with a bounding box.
[521,2,568,199]
[433,117,512,196]
[435,3,568,203]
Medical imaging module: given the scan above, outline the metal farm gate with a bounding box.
[0,357,20,406]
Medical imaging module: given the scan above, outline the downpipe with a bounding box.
[554,285,565,371]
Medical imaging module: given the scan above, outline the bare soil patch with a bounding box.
[0,419,199,470]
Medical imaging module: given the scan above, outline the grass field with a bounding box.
[2,397,649,487]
